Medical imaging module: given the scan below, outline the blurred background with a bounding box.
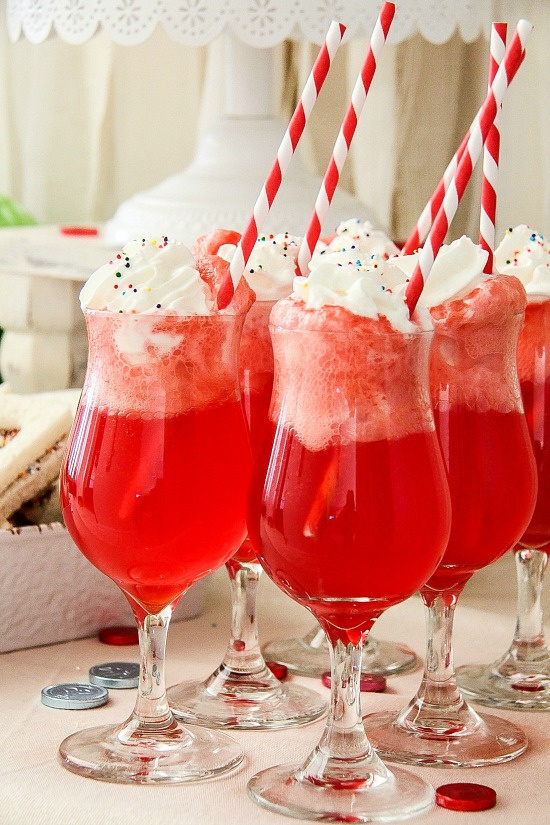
[0,0,547,246]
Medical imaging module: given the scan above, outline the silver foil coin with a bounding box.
[89,662,140,689]
[41,683,109,709]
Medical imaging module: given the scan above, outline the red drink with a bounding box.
[425,275,537,595]
[241,381,273,459]
[162,235,329,733]
[62,401,250,613]
[233,300,275,564]
[244,258,452,818]
[61,311,251,614]
[235,231,300,466]
[56,237,255,784]
[250,426,450,631]
[239,300,275,462]
[517,299,550,549]
[426,407,536,591]
[248,302,451,636]
[363,252,533,767]
[452,233,550,712]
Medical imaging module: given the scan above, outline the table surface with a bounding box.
[2,552,549,825]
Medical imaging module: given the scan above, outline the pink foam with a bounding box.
[239,300,275,393]
[430,275,527,412]
[269,298,434,451]
[517,298,550,383]
[84,312,244,416]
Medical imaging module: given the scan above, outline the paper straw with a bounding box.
[297,1,396,276]
[402,132,469,255]
[403,25,522,257]
[405,19,533,317]
[216,20,346,310]
[479,22,508,274]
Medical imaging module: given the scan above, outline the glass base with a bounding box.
[457,661,550,711]
[167,667,327,730]
[363,708,528,768]
[248,761,434,823]
[262,629,419,679]
[59,717,244,784]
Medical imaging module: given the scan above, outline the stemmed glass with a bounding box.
[458,294,550,708]
[260,227,420,682]
[167,298,326,728]
[59,307,251,783]
[247,312,451,821]
[364,276,537,766]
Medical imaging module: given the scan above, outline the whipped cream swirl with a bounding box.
[319,218,399,259]
[495,225,550,297]
[80,237,213,314]
[293,252,431,332]
[386,236,489,307]
[289,234,490,331]
[218,232,299,301]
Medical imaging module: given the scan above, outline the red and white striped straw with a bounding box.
[404,23,519,257]
[405,19,533,317]
[297,1,396,276]
[479,22,508,274]
[402,132,469,255]
[216,20,346,310]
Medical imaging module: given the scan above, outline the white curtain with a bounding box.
[0,0,548,244]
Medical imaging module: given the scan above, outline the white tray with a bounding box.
[0,522,205,653]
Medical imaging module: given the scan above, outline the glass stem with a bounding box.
[507,548,550,665]
[221,557,267,675]
[397,592,481,735]
[298,630,389,787]
[116,604,177,742]
[133,606,173,726]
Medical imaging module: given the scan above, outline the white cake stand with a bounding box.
[7,1,491,244]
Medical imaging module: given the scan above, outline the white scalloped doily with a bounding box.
[7,1,492,46]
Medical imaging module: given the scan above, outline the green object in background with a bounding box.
[0,194,37,227]
[0,195,37,379]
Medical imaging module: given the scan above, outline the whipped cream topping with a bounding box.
[292,252,431,333]
[495,225,550,297]
[80,237,213,314]
[319,218,399,259]
[292,235,488,328]
[218,232,299,301]
[386,236,489,308]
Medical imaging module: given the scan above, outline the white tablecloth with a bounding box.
[2,552,549,824]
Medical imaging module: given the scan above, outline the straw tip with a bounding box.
[380,2,396,25]
[328,20,347,38]
[517,19,534,38]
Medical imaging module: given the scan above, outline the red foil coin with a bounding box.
[321,671,386,692]
[98,626,139,646]
[511,680,545,692]
[436,783,497,812]
[60,225,98,236]
[266,661,288,680]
